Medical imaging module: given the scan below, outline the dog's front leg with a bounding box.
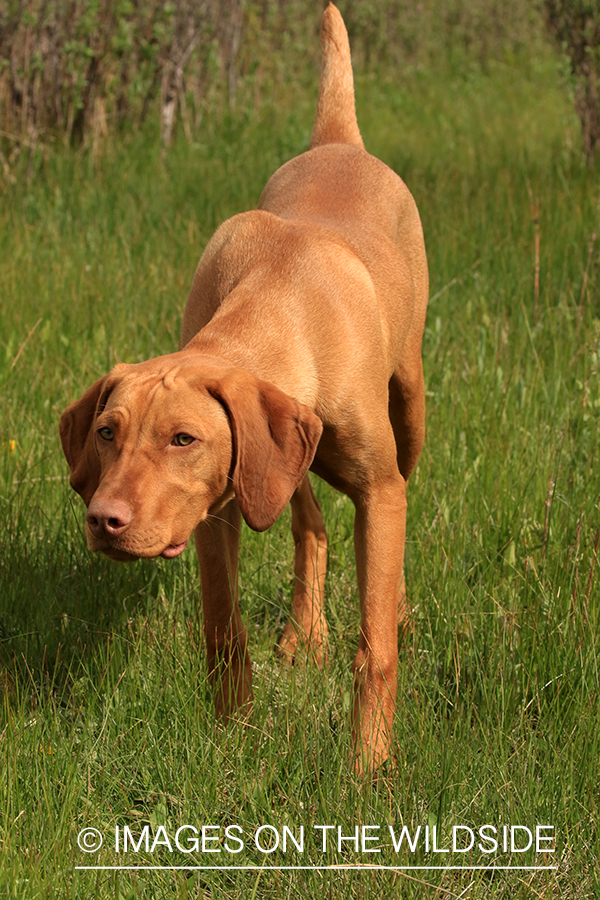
[194,499,253,718]
[351,473,407,770]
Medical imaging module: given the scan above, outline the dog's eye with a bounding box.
[172,433,195,447]
[97,426,114,441]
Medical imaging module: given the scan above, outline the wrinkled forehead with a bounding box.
[100,357,222,424]
[106,361,177,403]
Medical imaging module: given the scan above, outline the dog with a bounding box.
[60,3,428,770]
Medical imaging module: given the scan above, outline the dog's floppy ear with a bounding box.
[59,377,110,506]
[208,371,322,532]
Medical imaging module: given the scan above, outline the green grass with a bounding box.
[0,57,599,898]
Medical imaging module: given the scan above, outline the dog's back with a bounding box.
[259,2,416,250]
[182,4,427,388]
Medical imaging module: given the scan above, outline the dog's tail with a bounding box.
[310,3,364,150]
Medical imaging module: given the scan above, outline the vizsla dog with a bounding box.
[60,3,428,770]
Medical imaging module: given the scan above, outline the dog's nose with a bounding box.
[86,500,133,538]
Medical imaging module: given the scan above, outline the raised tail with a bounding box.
[310,3,364,150]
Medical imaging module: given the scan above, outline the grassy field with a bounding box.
[1,49,599,899]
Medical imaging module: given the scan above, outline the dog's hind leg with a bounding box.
[388,355,426,630]
[389,358,425,483]
[278,475,328,666]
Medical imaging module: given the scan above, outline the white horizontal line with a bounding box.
[75,865,558,872]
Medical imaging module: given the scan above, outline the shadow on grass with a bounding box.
[0,504,201,709]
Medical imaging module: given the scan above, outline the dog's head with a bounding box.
[59,353,322,561]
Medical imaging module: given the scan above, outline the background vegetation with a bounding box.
[1,1,599,898]
[0,0,552,167]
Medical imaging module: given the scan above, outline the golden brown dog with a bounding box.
[60,3,428,769]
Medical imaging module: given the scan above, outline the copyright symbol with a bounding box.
[77,827,103,853]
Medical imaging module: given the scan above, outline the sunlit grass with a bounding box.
[0,58,598,898]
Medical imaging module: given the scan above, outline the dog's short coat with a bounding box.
[60,3,428,769]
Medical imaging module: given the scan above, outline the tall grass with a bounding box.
[0,51,599,899]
